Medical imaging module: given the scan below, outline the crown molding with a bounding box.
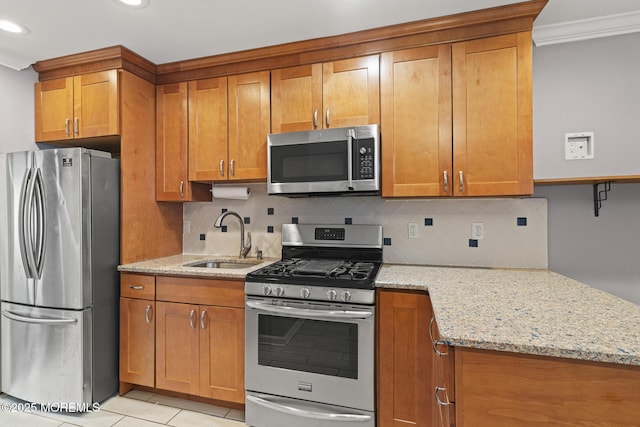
[533,10,640,46]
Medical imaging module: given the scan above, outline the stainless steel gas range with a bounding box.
[244,224,382,427]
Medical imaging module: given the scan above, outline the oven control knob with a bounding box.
[262,286,272,296]
[327,289,337,301]
[300,288,311,299]
[275,287,285,297]
[340,291,352,302]
[359,147,367,155]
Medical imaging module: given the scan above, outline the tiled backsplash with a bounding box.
[184,184,548,269]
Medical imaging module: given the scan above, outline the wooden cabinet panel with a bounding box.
[271,56,379,132]
[35,70,119,142]
[120,273,155,300]
[378,290,433,427]
[271,64,322,133]
[452,32,533,196]
[199,305,245,403]
[155,276,244,308]
[188,78,228,181]
[228,71,270,181]
[156,82,188,201]
[322,55,380,129]
[455,348,640,427]
[119,297,155,387]
[35,77,74,141]
[74,70,119,138]
[155,301,200,395]
[431,317,456,427]
[381,46,452,197]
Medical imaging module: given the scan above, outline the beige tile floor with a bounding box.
[0,390,248,427]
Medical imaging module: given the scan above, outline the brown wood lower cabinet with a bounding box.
[119,273,245,405]
[377,289,434,426]
[377,289,640,427]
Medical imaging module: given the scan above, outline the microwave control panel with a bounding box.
[354,137,376,180]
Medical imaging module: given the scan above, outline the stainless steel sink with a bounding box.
[183,259,260,269]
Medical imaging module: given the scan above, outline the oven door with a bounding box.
[245,296,375,412]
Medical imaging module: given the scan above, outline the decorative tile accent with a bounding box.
[469,239,479,248]
[267,226,274,233]
[425,218,434,226]
[267,208,274,215]
[199,234,205,241]
[384,238,392,246]
[221,226,227,233]
[292,217,299,224]
[345,217,353,224]
[517,217,528,226]
[244,217,250,224]
[221,208,227,213]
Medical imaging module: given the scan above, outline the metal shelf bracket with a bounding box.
[593,181,612,217]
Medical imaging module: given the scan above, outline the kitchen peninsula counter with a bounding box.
[376,264,640,366]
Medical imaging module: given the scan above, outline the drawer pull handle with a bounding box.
[129,285,144,290]
[73,117,79,136]
[64,118,71,136]
[313,108,318,128]
[443,170,448,193]
[459,170,464,193]
[434,386,451,407]
[429,316,448,357]
[219,159,225,177]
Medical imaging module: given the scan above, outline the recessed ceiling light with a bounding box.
[115,0,150,8]
[0,18,30,35]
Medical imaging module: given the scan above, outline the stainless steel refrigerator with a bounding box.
[0,147,119,406]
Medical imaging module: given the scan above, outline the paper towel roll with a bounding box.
[211,185,251,200]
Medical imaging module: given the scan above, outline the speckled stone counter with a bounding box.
[376,265,640,366]
[118,254,277,279]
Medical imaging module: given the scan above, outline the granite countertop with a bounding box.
[117,254,277,279]
[376,265,640,366]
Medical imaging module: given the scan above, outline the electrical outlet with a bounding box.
[471,222,484,239]
[408,222,420,239]
[565,132,594,160]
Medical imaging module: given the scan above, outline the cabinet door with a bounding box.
[322,55,380,129]
[378,290,433,427]
[189,77,229,181]
[271,64,322,132]
[431,318,456,427]
[119,298,155,387]
[156,82,190,201]
[74,70,119,138]
[452,32,533,196]
[35,77,74,141]
[199,305,245,403]
[155,301,200,395]
[381,46,452,197]
[228,71,270,181]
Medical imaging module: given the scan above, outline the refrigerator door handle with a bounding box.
[33,167,47,278]
[18,167,35,279]
[24,165,40,280]
[2,310,78,326]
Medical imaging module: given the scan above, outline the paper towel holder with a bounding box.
[210,185,251,200]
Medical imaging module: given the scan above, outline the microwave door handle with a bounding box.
[347,128,355,190]
[246,394,372,423]
[246,300,373,320]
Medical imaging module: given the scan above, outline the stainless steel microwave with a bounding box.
[267,124,380,196]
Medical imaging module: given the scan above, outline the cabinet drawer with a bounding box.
[156,276,244,308]
[120,273,155,300]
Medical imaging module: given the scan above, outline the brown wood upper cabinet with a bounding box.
[35,70,119,142]
[381,32,533,197]
[189,71,270,182]
[271,56,380,133]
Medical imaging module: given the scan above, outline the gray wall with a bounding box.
[0,65,38,153]
[533,33,640,304]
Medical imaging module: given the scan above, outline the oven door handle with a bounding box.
[246,300,373,320]
[246,394,372,422]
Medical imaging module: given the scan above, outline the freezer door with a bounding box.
[1,302,92,405]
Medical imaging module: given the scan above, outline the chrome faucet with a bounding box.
[213,211,251,259]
